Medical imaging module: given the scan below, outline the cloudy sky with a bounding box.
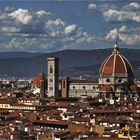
[0,0,140,52]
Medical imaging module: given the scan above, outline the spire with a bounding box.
[41,67,44,73]
[40,68,45,77]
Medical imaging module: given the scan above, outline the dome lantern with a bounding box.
[113,41,120,54]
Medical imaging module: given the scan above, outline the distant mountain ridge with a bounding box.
[0,48,140,78]
[0,52,42,59]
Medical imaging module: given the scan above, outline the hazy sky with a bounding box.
[0,0,140,52]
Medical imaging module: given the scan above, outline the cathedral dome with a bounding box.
[32,72,47,86]
[99,43,134,79]
[32,74,41,86]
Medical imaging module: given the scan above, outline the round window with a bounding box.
[83,86,85,89]
[106,79,110,82]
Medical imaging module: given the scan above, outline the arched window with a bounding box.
[63,81,66,88]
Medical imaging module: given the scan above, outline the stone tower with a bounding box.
[40,69,46,99]
[61,76,69,98]
[47,57,59,98]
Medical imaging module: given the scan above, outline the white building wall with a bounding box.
[69,82,99,97]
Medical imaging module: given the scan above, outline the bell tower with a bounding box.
[40,69,46,99]
[47,57,59,98]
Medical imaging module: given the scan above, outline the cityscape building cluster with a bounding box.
[0,43,139,140]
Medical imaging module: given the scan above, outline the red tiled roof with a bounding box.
[0,115,18,119]
[0,99,16,104]
[32,120,68,125]
[32,73,47,85]
[100,85,113,92]
[72,117,90,122]
[82,137,129,140]
[49,102,69,108]
[71,79,98,84]
[96,117,119,123]
[90,109,134,114]
[47,109,63,115]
